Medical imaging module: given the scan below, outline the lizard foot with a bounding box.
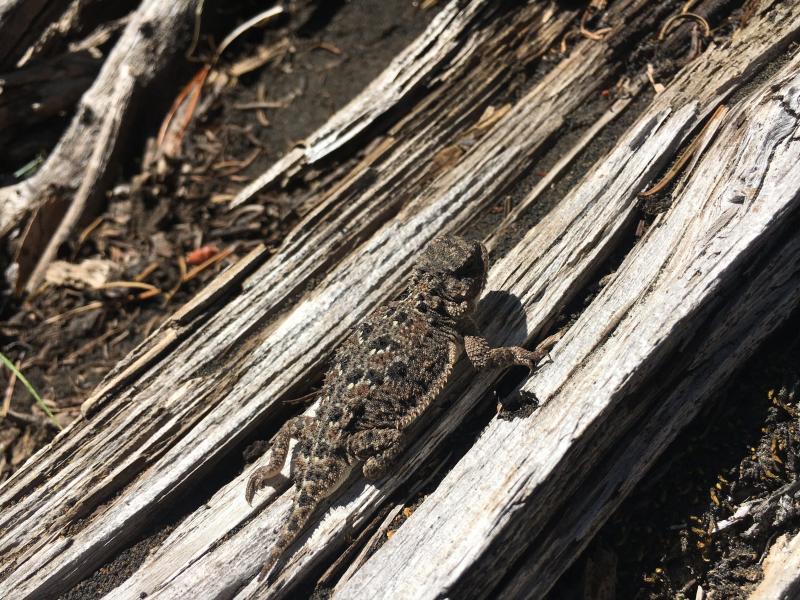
[245,466,280,505]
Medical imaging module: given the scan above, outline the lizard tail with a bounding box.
[259,487,317,581]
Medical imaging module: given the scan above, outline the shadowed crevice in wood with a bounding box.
[495,206,800,599]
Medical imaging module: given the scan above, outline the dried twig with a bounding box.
[96,280,161,294]
[216,7,285,60]
[1,361,18,419]
[133,261,160,282]
[640,105,727,197]
[43,301,104,325]
[157,65,210,153]
[76,216,104,251]
[158,6,286,154]
[659,12,711,41]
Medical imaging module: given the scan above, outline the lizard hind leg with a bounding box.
[348,429,405,481]
[245,415,318,505]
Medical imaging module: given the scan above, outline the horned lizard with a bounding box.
[245,235,546,580]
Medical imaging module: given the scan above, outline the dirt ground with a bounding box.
[1,1,798,598]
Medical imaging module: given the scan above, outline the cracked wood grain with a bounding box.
[0,1,595,597]
[336,35,800,600]
[2,1,799,599]
[92,4,800,600]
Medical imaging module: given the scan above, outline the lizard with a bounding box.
[245,235,549,581]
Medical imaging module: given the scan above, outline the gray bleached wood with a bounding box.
[104,404,318,600]
[0,2,601,598]
[98,26,622,600]
[497,202,800,600]
[335,40,800,600]
[104,4,800,599]
[1,1,799,599]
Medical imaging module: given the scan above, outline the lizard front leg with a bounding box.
[245,415,318,504]
[464,335,547,371]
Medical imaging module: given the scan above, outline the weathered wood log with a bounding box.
[0,1,595,596]
[335,29,800,600]
[1,1,798,599]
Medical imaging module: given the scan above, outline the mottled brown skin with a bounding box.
[245,236,545,581]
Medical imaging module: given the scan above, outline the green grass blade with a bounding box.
[0,352,61,430]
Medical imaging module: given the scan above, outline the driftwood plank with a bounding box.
[107,404,321,600]
[335,36,800,600]
[497,204,800,600]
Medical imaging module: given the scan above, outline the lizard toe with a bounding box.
[245,467,276,504]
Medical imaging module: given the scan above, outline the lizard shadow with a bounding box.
[476,290,543,418]
[476,289,533,348]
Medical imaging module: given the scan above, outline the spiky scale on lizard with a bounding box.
[245,235,549,581]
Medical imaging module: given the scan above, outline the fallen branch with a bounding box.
[1,0,202,292]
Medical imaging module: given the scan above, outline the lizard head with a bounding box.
[414,235,488,315]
